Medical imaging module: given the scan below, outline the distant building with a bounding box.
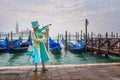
[0,32,4,34]
[20,28,30,37]
[16,21,19,34]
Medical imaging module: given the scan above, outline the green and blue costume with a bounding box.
[27,24,49,63]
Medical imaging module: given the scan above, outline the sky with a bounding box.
[0,0,120,37]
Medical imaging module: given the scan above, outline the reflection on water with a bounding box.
[8,53,25,66]
[0,49,120,66]
[50,52,62,65]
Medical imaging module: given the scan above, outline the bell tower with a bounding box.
[16,21,19,33]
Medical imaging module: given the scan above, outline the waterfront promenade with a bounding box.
[0,63,120,80]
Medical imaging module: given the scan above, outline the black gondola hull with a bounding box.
[0,48,6,53]
[9,47,28,53]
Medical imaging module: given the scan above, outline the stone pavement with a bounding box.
[0,63,120,80]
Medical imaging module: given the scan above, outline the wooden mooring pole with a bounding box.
[29,30,31,38]
[118,39,120,53]
[88,33,89,39]
[11,31,13,42]
[46,24,52,51]
[11,31,13,47]
[0,34,1,40]
[69,32,71,42]
[76,32,78,40]
[116,33,118,38]
[8,33,9,39]
[46,25,50,51]
[106,32,109,57]
[87,32,120,57]
[85,19,89,52]
[21,32,23,40]
[91,32,93,51]
[76,32,78,45]
[111,32,113,38]
[78,32,79,40]
[81,30,83,40]
[98,34,101,54]
[65,31,68,50]
[58,33,60,43]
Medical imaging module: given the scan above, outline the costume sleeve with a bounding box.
[38,26,47,33]
[32,32,36,41]
[38,24,51,33]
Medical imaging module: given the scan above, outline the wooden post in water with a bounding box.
[29,30,31,38]
[106,40,110,57]
[116,33,118,38]
[118,38,120,53]
[21,32,23,40]
[106,32,109,57]
[113,34,115,39]
[68,32,71,42]
[65,31,68,50]
[8,33,9,39]
[46,32,49,51]
[58,33,60,43]
[88,33,89,39]
[78,32,79,40]
[59,34,61,43]
[0,34,1,41]
[105,32,108,39]
[46,24,51,51]
[84,33,85,44]
[76,32,78,41]
[111,32,113,38]
[76,32,78,45]
[43,24,51,51]
[11,31,13,47]
[85,19,89,52]
[11,31,13,42]
[77,32,79,45]
[98,34,101,54]
[91,32,93,51]
[81,30,83,40]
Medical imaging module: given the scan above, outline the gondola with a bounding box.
[49,37,62,53]
[7,37,31,53]
[61,38,85,53]
[0,38,7,52]
[20,36,32,47]
[76,39,85,46]
[9,46,28,53]
[67,42,85,53]
[0,47,6,52]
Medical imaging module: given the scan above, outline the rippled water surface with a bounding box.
[0,48,120,66]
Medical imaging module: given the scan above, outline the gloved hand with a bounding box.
[46,26,49,31]
[35,38,44,42]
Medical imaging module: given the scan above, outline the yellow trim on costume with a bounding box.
[32,32,40,50]
[43,42,50,59]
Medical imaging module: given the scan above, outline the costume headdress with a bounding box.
[31,21,40,29]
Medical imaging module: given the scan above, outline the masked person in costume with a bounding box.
[27,21,51,72]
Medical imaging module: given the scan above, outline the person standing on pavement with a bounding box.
[27,21,51,72]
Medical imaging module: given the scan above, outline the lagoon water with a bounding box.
[0,37,120,66]
[0,48,120,66]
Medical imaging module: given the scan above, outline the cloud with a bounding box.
[0,0,120,36]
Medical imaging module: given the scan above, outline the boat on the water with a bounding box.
[61,38,85,53]
[68,42,85,52]
[49,37,62,53]
[7,37,31,53]
[76,39,85,46]
[0,38,8,52]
